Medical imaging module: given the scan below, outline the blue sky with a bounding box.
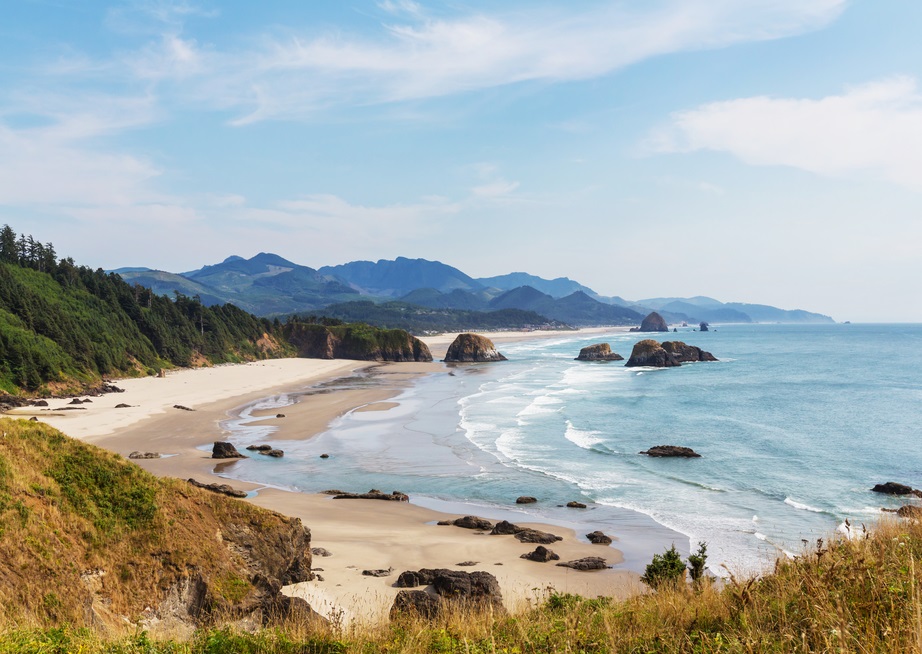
[4,0,922,321]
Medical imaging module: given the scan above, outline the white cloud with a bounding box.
[652,76,922,190]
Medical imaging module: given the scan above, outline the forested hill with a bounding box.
[0,225,293,395]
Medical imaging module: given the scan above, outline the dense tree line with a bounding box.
[0,225,291,393]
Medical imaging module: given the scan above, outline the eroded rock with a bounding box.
[575,343,624,361]
[443,333,508,362]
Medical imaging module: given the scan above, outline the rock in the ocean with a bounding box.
[521,545,560,562]
[625,340,716,367]
[247,444,273,451]
[443,333,507,362]
[516,496,537,504]
[640,445,702,458]
[259,449,285,458]
[319,453,330,459]
[586,530,612,545]
[556,557,610,571]
[638,312,669,332]
[212,441,245,459]
[871,482,922,498]
[453,516,493,530]
[567,501,587,509]
[575,343,624,362]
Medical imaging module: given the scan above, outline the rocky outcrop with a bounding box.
[514,528,563,544]
[556,557,610,571]
[516,496,537,504]
[443,333,507,362]
[636,312,668,332]
[284,323,433,362]
[872,482,922,498]
[640,445,702,458]
[586,531,612,545]
[212,442,245,459]
[699,322,710,332]
[490,520,520,535]
[453,516,493,530]
[575,343,624,362]
[187,478,248,498]
[567,501,587,509]
[128,451,161,459]
[258,449,284,458]
[362,568,393,577]
[390,569,504,619]
[625,340,717,367]
[521,546,560,562]
[246,444,273,452]
[330,490,409,501]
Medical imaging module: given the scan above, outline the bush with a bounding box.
[641,544,687,589]
[687,541,708,583]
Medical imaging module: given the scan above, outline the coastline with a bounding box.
[12,327,644,625]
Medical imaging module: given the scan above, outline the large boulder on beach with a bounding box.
[390,569,504,619]
[586,531,613,545]
[640,445,702,458]
[514,528,563,544]
[490,520,521,535]
[638,312,669,332]
[212,442,245,459]
[625,340,716,367]
[453,515,493,530]
[443,333,507,362]
[575,343,624,362]
[390,590,441,620]
[556,557,610,571]
[521,546,560,562]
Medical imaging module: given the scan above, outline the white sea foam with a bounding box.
[563,420,605,449]
[784,497,825,513]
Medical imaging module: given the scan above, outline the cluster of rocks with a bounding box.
[625,340,717,368]
[391,568,505,619]
[246,444,284,458]
[873,481,922,519]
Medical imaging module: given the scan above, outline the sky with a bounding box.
[3,0,922,322]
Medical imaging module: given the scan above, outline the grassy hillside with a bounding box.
[0,419,313,632]
[3,513,921,651]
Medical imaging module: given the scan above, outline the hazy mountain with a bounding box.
[400,288,490,311]
[319,257,484,297]
[488,287,643,326]
[724,303,835,323]
[477,272,597,299]
[635,296,726,310]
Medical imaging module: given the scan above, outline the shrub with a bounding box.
[641,544,687,589]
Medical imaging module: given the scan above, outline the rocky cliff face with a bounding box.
[625,340,717,367]
[637,311,669,332]
[575,343,624,361]
[284,323,432,362]
[443,333,507,362]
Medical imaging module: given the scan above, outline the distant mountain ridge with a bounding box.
[115,253,835,327]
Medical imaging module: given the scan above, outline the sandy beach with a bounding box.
[11,328,642,626]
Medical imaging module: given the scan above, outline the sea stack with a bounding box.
[638,311,669,332]
[443,333,507,362]
[625,340,717,367]
[575,343,624,361]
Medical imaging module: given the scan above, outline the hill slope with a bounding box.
[0,418,315,632]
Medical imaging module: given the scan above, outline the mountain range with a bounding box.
[115,254,835,328]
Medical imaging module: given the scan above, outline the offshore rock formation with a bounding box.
[575,343,624,361]
[872,482,922,498]
[443,333,507,362]
[625,340,717,368]
[640,445,702,458]
[634,311,669,332]
[284,323,432,362]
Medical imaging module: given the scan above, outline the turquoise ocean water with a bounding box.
[219,324,922,577]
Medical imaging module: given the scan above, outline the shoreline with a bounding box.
[11,327,647,625]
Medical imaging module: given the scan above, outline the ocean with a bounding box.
[218,323,922,577]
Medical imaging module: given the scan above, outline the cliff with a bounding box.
[0,418,316,633]
[443,333,508,362]
[283,322,432,362]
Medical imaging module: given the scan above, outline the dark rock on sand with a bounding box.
[174,404,194,411]
[640,445,702,458]
[276,413,286,418]
[128,451,161,459]
[212,441,245,459]
[437,520,452,526]
[556,557,610,571]
[575,343,624,361]
[456,561,478,567]
[29,416,38,421]
[68,398,84,405]
[871,482,922,498]
[516,496,537,504]
[453,516,493,530]
[490,520,521,535]
[443,333,508,362]
[32,400,49,407]
[637,311,669,332]
[521,546,560,562]
[311,547,333,557]
[390,590,441,620]
[115,403,132,408]
[362,568,393,577]
[567,501,587,509]
[586,531,612,545]
[514,528,562,544]
[187,478,248,498]
[332,490,409,502]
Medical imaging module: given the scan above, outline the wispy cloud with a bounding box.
[651,76,922,190]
